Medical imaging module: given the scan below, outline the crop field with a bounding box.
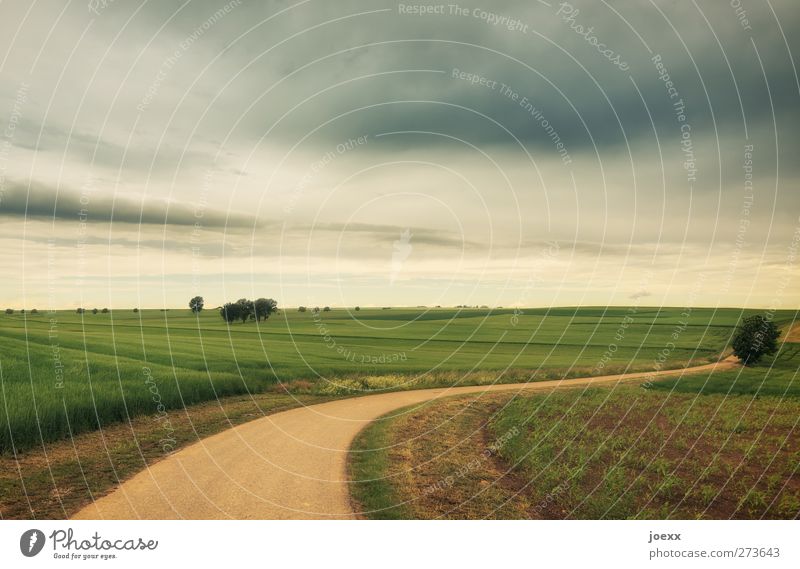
[0,306,794,453]
[349,345,800,520]
[648,341,800,398]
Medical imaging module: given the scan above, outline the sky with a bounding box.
[0,0,798,310]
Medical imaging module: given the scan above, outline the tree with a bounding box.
[189,296,204,313]
[312,306,320,313]
[133,308,139,313]
[76,308,85,314]
[92,308,99,314]
[323,306,331,312]
[4,308,13,315]
[236,298,254,323]
[298,306,307,312]
[31,309,38,314]
[254,298,278,321]
[732,315,781,365]
[219,303,240,324]
[354,306,360,311]
[101,308,109,314]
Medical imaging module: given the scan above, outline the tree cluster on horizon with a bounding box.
[218,297,278,324]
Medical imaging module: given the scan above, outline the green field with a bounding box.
[350,346,800,520]
[647,341,800,397]
[0,306,794,453]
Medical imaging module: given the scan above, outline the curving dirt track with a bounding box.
[72,357,738,519]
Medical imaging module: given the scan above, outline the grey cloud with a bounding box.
[0,182,261,228]
[156,0,799,156]
[629,290,652,300]
[307,221,482,249]
[3,0,797,168]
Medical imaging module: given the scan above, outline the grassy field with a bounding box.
[647,340,800,397]
[0,391,338,519]
[350,346,800,520]
[0,306,793,453]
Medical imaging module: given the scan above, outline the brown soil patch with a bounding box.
[783,322,800,343]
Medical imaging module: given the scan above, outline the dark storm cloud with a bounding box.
[3,0,797,163]
[0,182,260,228]
[121,0,799,156]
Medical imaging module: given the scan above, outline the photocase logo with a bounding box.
[389,228,413,284]
[20,529,45,557]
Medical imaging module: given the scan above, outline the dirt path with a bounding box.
[73,357,738,519]
[784,322,800,343]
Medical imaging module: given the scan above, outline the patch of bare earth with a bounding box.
[784,322,800,343]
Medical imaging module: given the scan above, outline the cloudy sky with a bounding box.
[0,0,798,309]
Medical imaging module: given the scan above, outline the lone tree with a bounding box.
[92,308,99,315]
[732,315,781,365]
[133,307,139,313]
[101,308,109,314]
[354,306,360,311]
[298,306,307,312]
[323,306,331,312]
[189,296,204,313]
[76,308,85,314]
[4,308,13,315]
[219,303,240,324]
[254,298,278,321]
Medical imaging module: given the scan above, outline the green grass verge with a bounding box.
[348,415,410,519]
[647,343,800,397]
